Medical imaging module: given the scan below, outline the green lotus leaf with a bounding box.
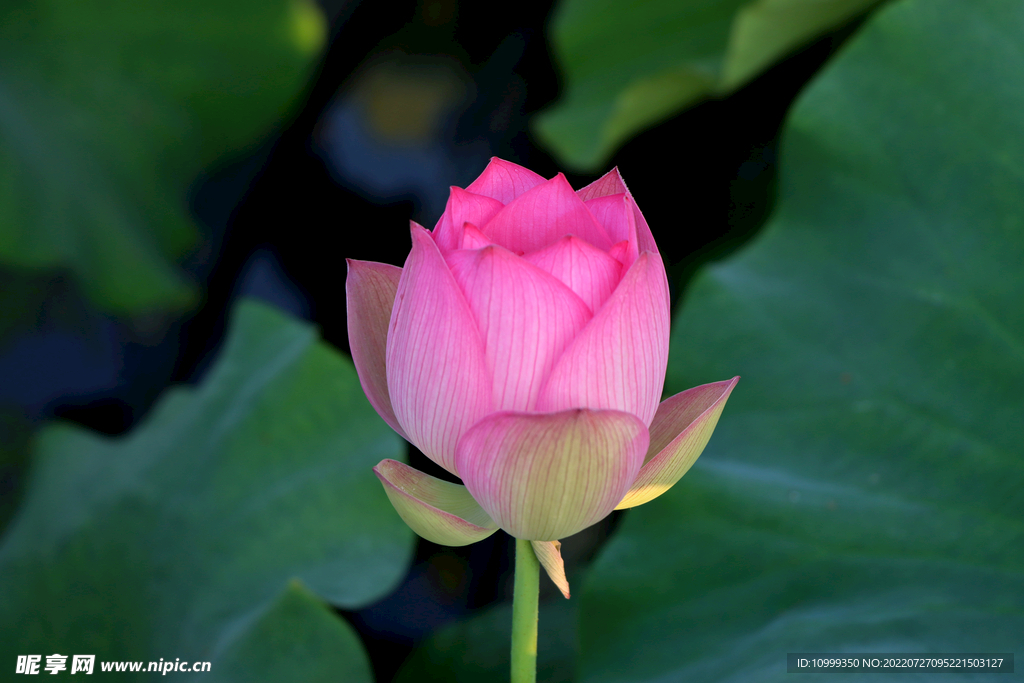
[0,300,413,680]
[579,0,1024,680]
[0,0,325,312]
[536,0,879,170]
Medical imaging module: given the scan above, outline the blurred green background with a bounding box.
[1,0,1021,681]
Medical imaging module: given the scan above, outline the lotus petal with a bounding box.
[465,157,546,204]
[482,174,613,254]
[345,260,408,440]
[577,167,658,254]
[456,409,648,541]
[448,244,591,412]
[387,223,493,474]
[432,186,504,254]
[523,235,622,314]
[608,240,631,267]
[585,193,638,268]
[459,222,492,250]
[575,166,627,201]
[532,540,570,599]
[616,377,739,509]
[537,253,670,426]
[374,459,499,546]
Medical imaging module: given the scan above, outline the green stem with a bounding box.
[511,538,540,683]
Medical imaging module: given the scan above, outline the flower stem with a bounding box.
[511,538,540,683]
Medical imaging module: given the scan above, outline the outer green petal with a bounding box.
[373,460,498,547]
[457,409,648,541]
[615,377,738,509]
[532,540,570,599]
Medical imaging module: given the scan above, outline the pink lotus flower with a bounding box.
[347,159,736,584]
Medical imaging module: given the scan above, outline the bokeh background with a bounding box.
[2,0,1021,681]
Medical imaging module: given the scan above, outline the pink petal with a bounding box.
[522,235,622,314]
[459,222,492,250]
[432,187,505,254]
[576,167,627,201]
[465,157,546,204]
[346,260,409,440]
[447,245,592,412]
[537,252,670,426]
[456,409,648,541]
[616,377,739,509]
[608,240,631,266]
[532,540,570,599]
[628,194,659,256]
[374,459,499,546]
[584,194,639,269]
[387,223,493,475]
[584,193,630,242]
[577,167,659,254]
[481,174,613,254]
